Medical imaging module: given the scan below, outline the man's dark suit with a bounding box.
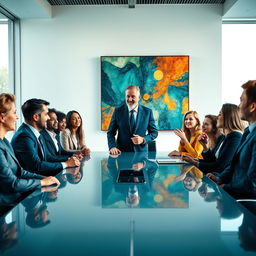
[0,138,42,193]
[11,123,63,175]
[40,129,72,162]
[218,126,256,198]
[107,104,158,152]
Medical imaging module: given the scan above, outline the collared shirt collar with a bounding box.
[249,121,256,133]
[46,128,59,151]
[24,122,41,139]
[127,104,139,113]
[46,129,57,139]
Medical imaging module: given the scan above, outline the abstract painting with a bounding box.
[101,56,189,130]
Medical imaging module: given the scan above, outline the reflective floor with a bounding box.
[0,152,255,256]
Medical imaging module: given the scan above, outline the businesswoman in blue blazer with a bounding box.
[183,103,245,173]
[0,93,60,193]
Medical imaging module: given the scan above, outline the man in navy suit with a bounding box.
[11,99,80,176]
[40,108,73,161]
[208,80,256,198]
[107,85,158,155]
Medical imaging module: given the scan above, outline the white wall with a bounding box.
[222,24,256,105]
[20,5,222,151]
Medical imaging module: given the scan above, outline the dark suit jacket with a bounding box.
[199,132,242,173]
[107,104,158,152]
[40,129,72,161]
[0,138,42,193]
[11,123,63,175]
[219,127,256,197]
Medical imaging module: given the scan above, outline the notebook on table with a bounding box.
[156,158,186,164]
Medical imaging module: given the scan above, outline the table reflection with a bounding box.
[102,152,192,208]
[1,152,256,256]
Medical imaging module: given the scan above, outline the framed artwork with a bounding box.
[101,56,189,131]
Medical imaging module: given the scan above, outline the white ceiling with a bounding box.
[0,0,255,20]
[223,0,256,20]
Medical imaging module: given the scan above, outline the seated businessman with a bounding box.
[207,80,256,198]
[11,99,80,176]
[40,108,73,161]
[107,85,158,155]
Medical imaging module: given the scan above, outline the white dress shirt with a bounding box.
[127,104,139,122]
[46,129,59,152]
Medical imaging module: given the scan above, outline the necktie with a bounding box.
[56,133,62,154]
[38,135,45,160]
[130,110,136,133]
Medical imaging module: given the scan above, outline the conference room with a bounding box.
[0,0,256,255]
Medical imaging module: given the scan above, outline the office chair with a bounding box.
[148,140,156,159]
[237,199,256,215]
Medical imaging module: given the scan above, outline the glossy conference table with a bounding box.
[0,152,256,256]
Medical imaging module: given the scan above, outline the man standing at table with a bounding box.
[107,85,158,155]
[208,80,256,198]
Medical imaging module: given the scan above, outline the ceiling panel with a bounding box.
[47,0,225,5]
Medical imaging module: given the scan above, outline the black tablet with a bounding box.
[116,169,146,183]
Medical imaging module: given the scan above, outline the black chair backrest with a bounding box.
[148,141,156,159]
[148,140,156,152]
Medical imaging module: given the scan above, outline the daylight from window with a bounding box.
[0,20,9,93]
[222,24,256,105]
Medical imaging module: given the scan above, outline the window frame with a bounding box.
[0,5,21,121]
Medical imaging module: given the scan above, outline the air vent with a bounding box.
[47,0,225,5]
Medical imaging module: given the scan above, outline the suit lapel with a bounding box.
[24,124,44,160]
[134,105,143,134]
[2,139,22,167]
[70,134,77,149]
[236,128,255,155]
[212,135,225,155]
[122,105,131,134]
[44,130,58,154]
[189,132,198,145]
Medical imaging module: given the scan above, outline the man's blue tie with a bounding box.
[130,109,136,133]
[38,135,46,160]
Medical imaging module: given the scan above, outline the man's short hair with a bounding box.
[242,80,256,104]
[21,98,49,121]
[56,111,66,122]
[125,85,140,93]
[48,108,57,115]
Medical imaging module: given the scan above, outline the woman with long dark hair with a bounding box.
[201,114,223,150]
[56,111,67,133]
[60,110,90,155]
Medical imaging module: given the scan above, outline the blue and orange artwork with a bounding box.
[101,56,189,130]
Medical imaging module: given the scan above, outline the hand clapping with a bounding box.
[173,129,188,144]
[198,133,209,150]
